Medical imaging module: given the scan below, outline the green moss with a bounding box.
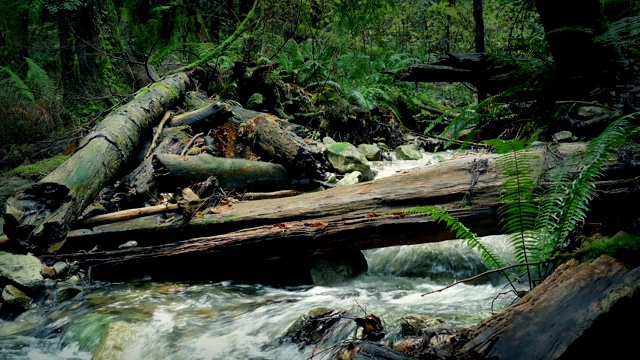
[576,232,640,266]
[150,82,179,100]
[329,142,353,154]
[6,155,69,180]
[134,88,151,99]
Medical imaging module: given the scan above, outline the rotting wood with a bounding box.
[168,102,234,132]
[2,73,192,253]
[35,142,640,280]
[152,153,290,192]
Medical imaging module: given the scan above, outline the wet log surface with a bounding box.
[462,255,640,360]
[37,142,640,281]
[152,153,290,192]
[3,73,192,253]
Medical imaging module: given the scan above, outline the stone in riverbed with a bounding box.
[395,144,423,160]
[2,284,32,310]
[325,142,375,181]
[357,144,382,161]
[0,253,44,292]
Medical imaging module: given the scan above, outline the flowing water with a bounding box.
[0,236,520,360]
[0,151,518,360]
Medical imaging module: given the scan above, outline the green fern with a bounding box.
[537,114,633,259]
[0,66,34,102]
[25,58,57,102]
[388,206,508,270]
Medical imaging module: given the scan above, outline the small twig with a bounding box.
[144,112,172,159]
[145,37,161,83]
[421,260,549,296]
[180,132,205,156]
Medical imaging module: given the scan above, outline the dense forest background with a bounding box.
[1,0,638,171]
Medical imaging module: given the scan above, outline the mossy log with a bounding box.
[152,153,289,192]
[3,73,192,253]
[112,128,191,209]
[236,111,326,182]
[34,143,640,281]
[168,102,234,132]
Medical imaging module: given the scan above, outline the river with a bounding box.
[0,151,520,359]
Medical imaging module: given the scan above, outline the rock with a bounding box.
[0,253,44,292]
[336,171,362,186]
[56,286,83,303]
[52,261,70,277]
[93,321,139,360]
[395,144,423,160]
[577,106,609,119]
[463,255,640,359]
[337,340,412,360]
[40,264,56,279]
[322,136,336,146]
[326,142,375,181]
[118,240,138,250]
[399,314,445,336]
[309,251,368,286]
[357,144,382,161]
[1,284,32,310]
[283,307,347,347]
[552,130,575,142]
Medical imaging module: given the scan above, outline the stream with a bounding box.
[0,151,521,360]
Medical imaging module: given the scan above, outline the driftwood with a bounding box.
[3,73,192,253]
[152,153,290,192]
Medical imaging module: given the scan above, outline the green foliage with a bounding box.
[0,66,34,102]
[388,115,635,291]
[247,93,265,109]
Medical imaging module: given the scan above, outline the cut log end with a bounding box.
[3,182,72,253]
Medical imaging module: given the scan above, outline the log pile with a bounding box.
[2,73,639,283]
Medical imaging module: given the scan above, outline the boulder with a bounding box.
[336,171,362,186]
[0,253,44,292]
[325,142,375,181]
[309,251,368,286]
[395,144,423,160]
[357,144,382,161]
[1,284,32,310]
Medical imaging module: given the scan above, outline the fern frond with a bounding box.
[25,58,57,101]
[0,66,34,102]
[540,115,632,257]
[386,206,507,270]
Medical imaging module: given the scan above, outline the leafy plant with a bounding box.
[388,113,635,294]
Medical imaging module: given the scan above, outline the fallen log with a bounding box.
[237,112,327,182]
[462,255,640,359]
[111,127,191,209]
[168,102,234,132]
[152,153,290,192]
[3,73,192,253]
[33,142,640,281]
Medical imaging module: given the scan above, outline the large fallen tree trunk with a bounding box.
[3,73,192,253]
[38,143,640,280]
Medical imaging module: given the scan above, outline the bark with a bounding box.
[534,0,622,93]
[236,111,327,182]
[152,153,289,192]
[463,255,640,359]
[111,127,191,209]
[32,142,640,281]
[168,102,234,132]
[2,73,192,253]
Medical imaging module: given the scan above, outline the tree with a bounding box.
[534,0,622,95]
